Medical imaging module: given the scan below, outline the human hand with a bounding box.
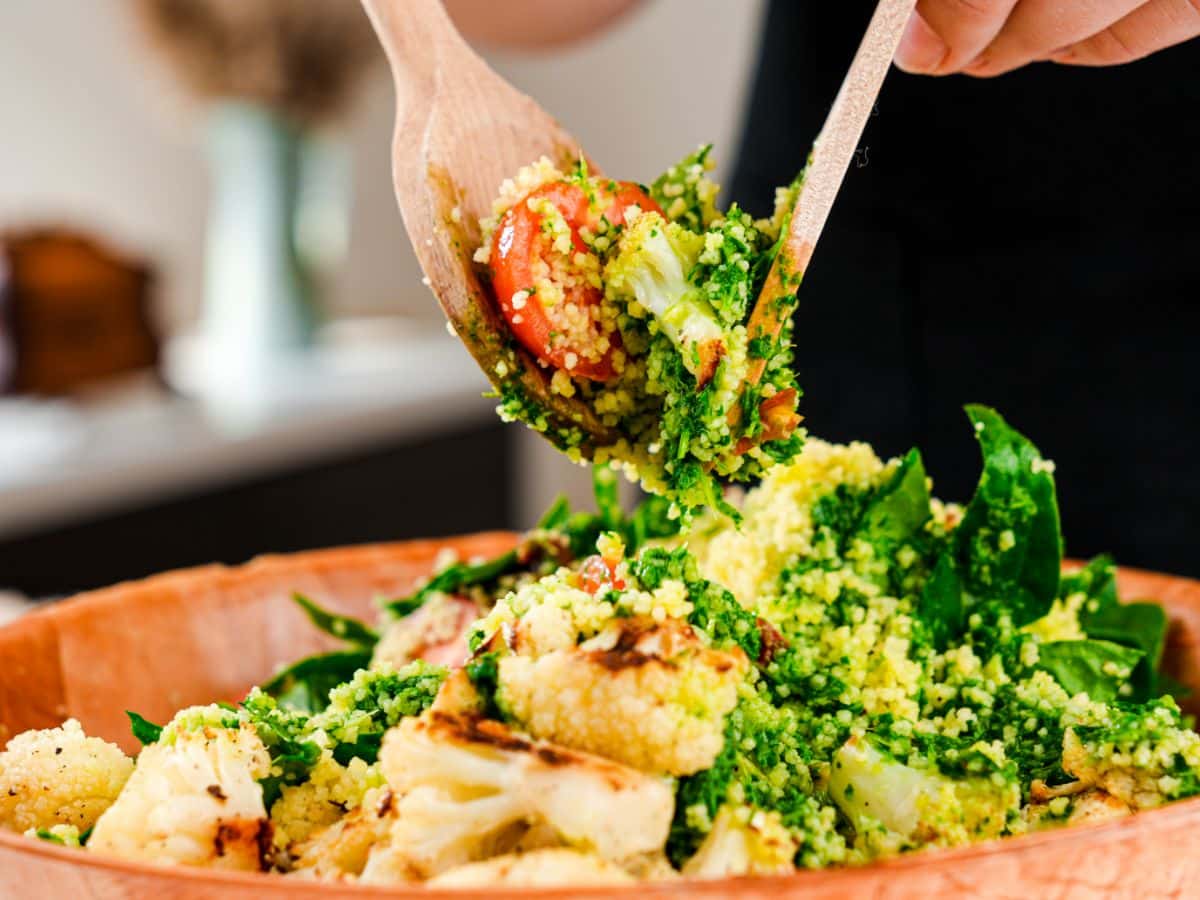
[895,0,1200,76]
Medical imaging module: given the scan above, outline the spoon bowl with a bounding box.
[361,0,618,450]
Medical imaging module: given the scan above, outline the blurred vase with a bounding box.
[202,102,318,380]
[199,103,352,423]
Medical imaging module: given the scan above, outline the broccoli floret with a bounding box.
[604,210,725,386]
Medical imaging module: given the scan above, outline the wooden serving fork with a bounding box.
[738,0,918,403]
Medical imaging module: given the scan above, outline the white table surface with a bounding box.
[0,329,495,541]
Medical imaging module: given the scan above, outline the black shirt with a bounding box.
[731,2,1200,576]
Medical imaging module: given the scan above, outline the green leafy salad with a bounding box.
[3,406,1197,887]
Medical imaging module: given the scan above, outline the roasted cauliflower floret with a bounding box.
[427,848,634,887]
[88,706,271,870]
[1061,709,1200,810]
[1022,784,1131,831]
[270,751,382,849]
[829,736,1017,851]
[288,785,397,881]
[682,805,798,879]
[498,617,746,775]
[468,554,695,661]
[0,719,133,834]
[370,711,673,881]
[1061,789,1132,826]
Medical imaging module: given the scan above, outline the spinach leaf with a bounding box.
[555,468,681,559]
[292,593,378,650]
[917,554,964,651]
[1037,639,1144,702]
[593,465,624,531]
[261,649,372,714]
[465,652,505,720]
[1066,556,1171,702]
[1087,602,1167,701]
[1061,555,1119,612]
[955,405,1062,626]
[627,494,680,550]
[535,494,571,532]
[858,449,932,548]
[385,550,521,618]
[126,711,163,746]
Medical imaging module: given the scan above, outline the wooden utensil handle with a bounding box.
[785,0,918,278]
[361,0,471,103]
[739,0,917,395]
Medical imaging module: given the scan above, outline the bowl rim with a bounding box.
[5,794,1200,895]
[3,545,1199,894]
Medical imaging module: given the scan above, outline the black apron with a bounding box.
[730,2,1200,576]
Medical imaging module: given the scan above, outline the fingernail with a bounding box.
[895,13,948,74]
[963,54,993,76]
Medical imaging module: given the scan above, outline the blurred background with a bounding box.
[0,0,765,600]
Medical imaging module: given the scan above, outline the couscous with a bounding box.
[4,406,1196,886]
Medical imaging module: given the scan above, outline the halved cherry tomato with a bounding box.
[578,554,626,595]
[489,179,664,381]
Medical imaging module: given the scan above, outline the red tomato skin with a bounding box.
[488,180,664,382]
[578,554,627,595]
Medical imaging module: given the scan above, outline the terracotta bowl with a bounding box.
[3,536,1200,899]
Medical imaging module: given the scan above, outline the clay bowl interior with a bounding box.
[3,536,1200,898]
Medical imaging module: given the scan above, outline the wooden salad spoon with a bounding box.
[362,0,916,453]
[361,0,619,452]
[735,0,919,420]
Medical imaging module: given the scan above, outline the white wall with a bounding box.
[0,0,765,520]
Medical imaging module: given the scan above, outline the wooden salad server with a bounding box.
[740,0,919,398]
[360,0,619,451]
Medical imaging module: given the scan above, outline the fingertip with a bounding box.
[961,54,1010,79]
[894,12,949,74]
